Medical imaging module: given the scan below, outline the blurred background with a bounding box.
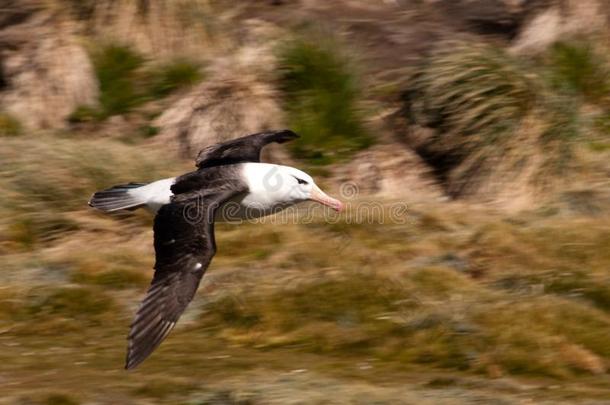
[1,0,610,403]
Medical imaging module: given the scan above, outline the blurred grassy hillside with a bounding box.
[1,0,610,404]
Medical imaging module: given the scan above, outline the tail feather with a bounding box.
[89,183,148,212]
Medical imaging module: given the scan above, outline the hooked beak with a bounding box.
[309,185,344,212]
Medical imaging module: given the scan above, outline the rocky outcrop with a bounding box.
[0,3,98,130]
[511,0,608,54]
[153,78,283,160]
[430,0,608,53]
[89,0,221,60]
[152,19,286,160]
[335,144,444,200]
[433,0,535,39]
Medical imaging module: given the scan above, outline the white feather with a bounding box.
[129,177,176,213]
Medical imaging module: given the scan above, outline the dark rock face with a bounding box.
[436,0,532,39]
[436,0,554,40]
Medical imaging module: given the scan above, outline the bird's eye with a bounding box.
[292,175,309,185]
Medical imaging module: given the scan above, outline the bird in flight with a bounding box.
[88,130,343,370]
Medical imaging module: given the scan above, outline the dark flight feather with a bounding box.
[194,129,299,169]
[125,167,247,370]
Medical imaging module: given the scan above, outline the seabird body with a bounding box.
[100,162,335,220]
[88,130,343,369]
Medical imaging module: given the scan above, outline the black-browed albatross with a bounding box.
[88,130,343,370]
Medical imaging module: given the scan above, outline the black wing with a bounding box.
[195,129,299,169]
[125,185,244,370]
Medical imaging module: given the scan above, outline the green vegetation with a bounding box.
[24,286,115,321]
[70,45,203,122]
[3,104,610,403]
[67,105,100,123]
[278,38,372,165]
[68,250,150,290]
[148,59,203,99]
[2,6,610,404]
[406,41,595,197]
[0,112,22,136]
[93,44,146,117]
[546,40,610,106]
[410,42,537,138]
[71,268,148,289]
[200,249,610,378]
[44,393,80,405]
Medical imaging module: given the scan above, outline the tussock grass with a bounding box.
[45,394,80,405]
[24,286,115,320]
[546,40,610,106]
[148,59,203,99]
[405,41,589,199]
[409,42,536,138]
[199,252,610,377]
[0,136,175,250]
[0,112,22,136]
[67,249,150,289]
[5,285,118,338]
[1,138,609,390]
[193,206,610,378]
[2,199,610,395]
[278,37,373,165]
[71,268,148,290]
[93,44,146,117]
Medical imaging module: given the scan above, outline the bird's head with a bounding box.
[245,163,344,212]
[279,166,343,211]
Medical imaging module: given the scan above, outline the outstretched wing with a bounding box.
[195,129,299,169]
[125,185,244,370]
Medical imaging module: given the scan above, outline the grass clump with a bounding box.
[474,298,610,377]
[202,269,482,363]
[0,112,22,136]
[44,393,80,405]
[546,40,610,106]
[148,59,203,99]
[78,45,203,121]
[0,136,175,248]
[93,44,146,117]
[61,249,151,289]
[405,41,582,197]
[202,272,412,351]
[5,215,79,250]
[24,286,115,321]
[72,269,147,290]
[68,105,101,123]
[278,37,372,165]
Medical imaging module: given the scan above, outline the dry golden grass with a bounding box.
[2,2,610,403]
[2,134,610,404]
[3,197,610,402]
